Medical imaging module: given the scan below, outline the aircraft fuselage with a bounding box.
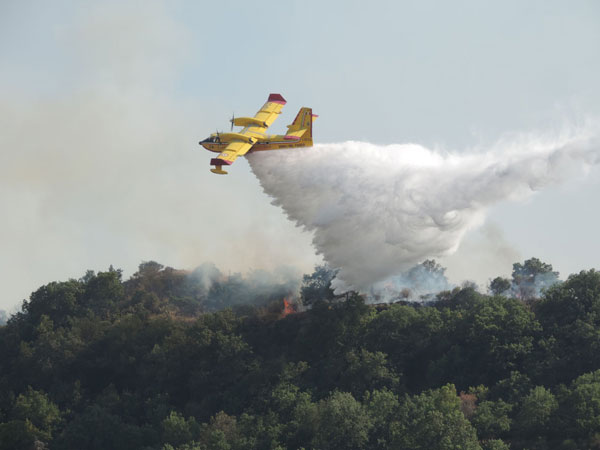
[199,137,309,153]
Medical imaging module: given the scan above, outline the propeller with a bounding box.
[230,113,235,131]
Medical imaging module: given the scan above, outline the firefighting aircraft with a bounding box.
[199,93,316,174]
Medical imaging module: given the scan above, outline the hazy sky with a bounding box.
[1,0,599,310]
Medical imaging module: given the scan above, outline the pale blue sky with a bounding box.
[1,0,599,309]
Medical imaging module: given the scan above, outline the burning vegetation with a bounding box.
[282,297,297,317]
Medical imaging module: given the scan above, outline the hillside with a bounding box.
[2,262,600,449]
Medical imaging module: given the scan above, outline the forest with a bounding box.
[1,258,600,449]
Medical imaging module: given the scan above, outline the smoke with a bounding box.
[441,222,521,290]
[247,122,600,294]
[185,263,302,311]
[0,2,320,311]
[369,260,452,303]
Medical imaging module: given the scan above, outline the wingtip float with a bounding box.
[199,94,317,175]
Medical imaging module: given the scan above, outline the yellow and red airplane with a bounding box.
[199,93,316,174]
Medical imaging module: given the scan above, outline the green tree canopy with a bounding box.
[393,384,481,450]
[489,277,511,296]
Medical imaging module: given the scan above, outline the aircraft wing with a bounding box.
[231,93,287,133]
[252,93,287,130]
[210,141,253,174]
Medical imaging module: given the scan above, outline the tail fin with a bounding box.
[286,107,317,146]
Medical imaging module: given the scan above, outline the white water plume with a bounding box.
[247,123,600,294]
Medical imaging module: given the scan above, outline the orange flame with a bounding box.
[282,298,296,317]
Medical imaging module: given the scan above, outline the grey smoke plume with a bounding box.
[369,260,453,303]
[247,123,600,294]
[186,263,302,310]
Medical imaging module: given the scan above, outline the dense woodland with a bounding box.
[2,259,600,449]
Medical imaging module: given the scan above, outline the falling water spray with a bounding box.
[247,122,600,295]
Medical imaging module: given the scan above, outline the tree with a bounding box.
[534,270,600,383]
[24,280,83,326]
[481,440,510,450]
[339,348,401,397]
[514,386,557,437]
[366,304,444,391]
[490,371,533,405]
[161,411,197,448]
[392,384,481,450]
[13,386,61,440]
[269,382,312,425]
[134,261,165,278]
[558,370,600,442]
[471,400,512,440]
[300,265,337,305]
[535,269,600,331]
[378,259,451,301]
[205,273,246,310]
[407,259,449,294]
[364,388,400,449]
[0,419,44,450]
[429,296,540,389]
[512,257,559,299]
[80,269,124,318]
[313,391,372,450]
[55,404,148,450]
[489,277,511,296]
